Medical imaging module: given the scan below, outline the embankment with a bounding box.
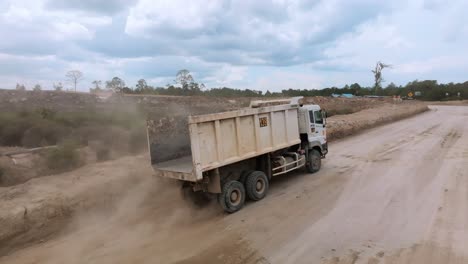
[327,102,429,141]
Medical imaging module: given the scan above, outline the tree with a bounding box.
[135,79,148,92]
[386,82,397,89]
[15,83,26,91]
[350,83,361,90]
[65,70,84,92]
[33,84,42,91]
[175,69,194,90]
[121,87,133,94]
[92,80,102,91]
[53,82,63,91]
[106,77,125,93]
[89,80,102,93]
[372,61,392,93]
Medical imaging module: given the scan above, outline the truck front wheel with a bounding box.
[307,149,321,173]
[245,171,269,201]
[218,180,245,213]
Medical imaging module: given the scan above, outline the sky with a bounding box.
[0,0,467,92]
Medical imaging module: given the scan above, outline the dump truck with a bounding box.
[147,97,327,213]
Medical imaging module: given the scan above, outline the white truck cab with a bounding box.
[298,104,328,158]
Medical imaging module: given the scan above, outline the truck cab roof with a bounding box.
[301,104,321,111]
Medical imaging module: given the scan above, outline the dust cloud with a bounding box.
[38,173,221,264]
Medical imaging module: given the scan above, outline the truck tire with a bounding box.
[239,170,254,185]
[218,180,245,213]
[245,171,269,201]
[307,149,321,173]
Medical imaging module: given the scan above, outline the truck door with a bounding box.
[308,110,326,143]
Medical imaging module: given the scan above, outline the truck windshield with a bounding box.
[314,111,323,124]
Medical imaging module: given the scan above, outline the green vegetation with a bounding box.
[94,68,467,101]
[46,141,82,173]
[117,79,467,101]
[0,108,147,153]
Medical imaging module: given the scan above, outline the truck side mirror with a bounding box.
[322,110,327,118]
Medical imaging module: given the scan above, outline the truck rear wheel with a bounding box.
[307,149,321,173]
[245,171,269,201]
[239,170,254,185]
[218,180,245,213]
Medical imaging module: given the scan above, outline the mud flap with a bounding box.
[206,169,221,193]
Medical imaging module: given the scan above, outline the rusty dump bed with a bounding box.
[148,102,302,182]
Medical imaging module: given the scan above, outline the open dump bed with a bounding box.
[148,103,301,182]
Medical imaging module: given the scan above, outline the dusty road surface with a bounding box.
[1,105,468,264]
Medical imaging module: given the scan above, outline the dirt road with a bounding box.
[1,105,468,264]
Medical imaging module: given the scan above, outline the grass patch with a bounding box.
[45,141,83,173]
[0,108,147,154]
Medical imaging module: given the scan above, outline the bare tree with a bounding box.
[372,61,392,93]
[65,70,84,92]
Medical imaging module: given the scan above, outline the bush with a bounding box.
[0,109,147,162]
[21,121,69,147]
[46,141,83,173]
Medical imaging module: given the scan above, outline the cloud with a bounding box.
[0,1,111,58]
[46,0,137,15]
[253,70,324,92]
[0,0,468,91]
[396,56,468,75]
[122,0,389,66]
[53,22,94,41]
[202,65,248,86]
[319,0,468,86]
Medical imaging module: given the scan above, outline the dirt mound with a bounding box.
[0,155,154,255]
[0,148,41,187]
[0,146,98,187]
[327,102,429,141]
[0,153,230,262]
[303,96,389,116]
